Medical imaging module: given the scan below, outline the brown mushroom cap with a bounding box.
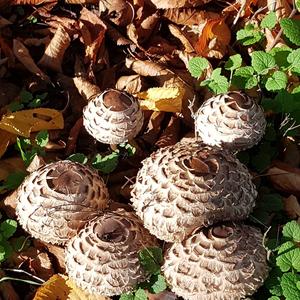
[65,209,158,296]
[16,160,109,245]
[162,223,269,300]
[195,91,266,151]
[131,141,257,242]
[83,89,143,144]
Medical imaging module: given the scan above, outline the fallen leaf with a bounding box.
[104,21,132,46]
[126,58,171,76]
[168,24,195,53]
[33,274,109,300]
[155,115,180,148]
[283,195,300,219]
[282,137,300,168]
[138,87,183,112]
[0,130,16,158]
[150,0,211,8]
[0,270,20,300]
[147,290,178,300]
[13,39,49,82]
[65,0,97,3]
[0,34,15,66]
[38,25,71,73]
[0,108,64,137]
[0,157,26,182]
[73,77,101,102]
[0,16,12,28]
[65,117,83,156]
[115,74,146,94]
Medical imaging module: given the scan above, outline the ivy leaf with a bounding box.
[282,221,300,242]
[287,49,300,73]
[148,274,167,294]
[35,130,49,148]
[261,12,277,29]
[224,54,242,71]
[280,18,300,46]
[232,66,258,89]
[92,151,119,174]
[276,241,300,272]
[134,288,148,300]
[120,293,135,300]
[281,272,300,300]
[138,247,163,275]
[188,57,209,78]
[265,71,288,91]
[201,68,229,94]
[251,51,276,75]
[236,24,264,45]
[0,219,17,239]
[67,153,88,164]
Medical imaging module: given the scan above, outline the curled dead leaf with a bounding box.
[73,77,101,102]
[155,115,180,148]
[125,58,171,76]
[283,195,300,219]
[115,74,146,94]
[150,0,211,9]
[168,24,195,53]
[38,25,71,73]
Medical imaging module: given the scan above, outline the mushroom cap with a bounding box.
[16,160,109,245]
[65,209,158,296]
[131,141,257,242]
[194,91,266,151]
[83,89,144,144]
[162,223,269,300]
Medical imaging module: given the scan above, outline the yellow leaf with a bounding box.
[138,87,183,112]
[33,274,110,300]
[0,108,64,137]
[0,157,26,181]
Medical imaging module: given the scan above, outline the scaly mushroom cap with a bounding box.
[16,160,109,245]
[195,91,266,151]
[162,223,269,300]
[65,209,158,296]
[83,89,144,144]
[131,141,257,242]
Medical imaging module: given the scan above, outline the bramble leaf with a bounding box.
[236,24,264,45]
[265,71,288,91]
[282,221,300,242]
[148,274,167,294]
[280,18,300,46]
[225,54,242,71]
[281,272,300,300]
[134,288,148,300]
[232,66,258,89]
[201,68,229,94]
[276,241,300,272]
[261,12,277,29]
[287,49,300,73]
[188,57,209,78]
[0,219,17,238]
[120,293,135,300]
[251,51,276,75]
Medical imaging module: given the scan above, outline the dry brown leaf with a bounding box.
[10,0,56,4]
[268,0,292,20]
[0,270,20,300]
[283,137,300,168]
[0,35,15,66]
[0,108,64,137]
[65,0,97,3]
[0,157,26,182]
[283,195,300,219]
[195,17,231,58]
[0,16,11,28]
[125,58,171,76]
[73,77,101,102]
[33,274,109,300]
[105,21,132,46]
[155,115,180,148]
[38,25,71,73]
[267,161,300,196]
[115,74,146,94]
[0,130,16,158]
[147,290,178,300]
[138,87,183,112]
[168,24,195,53]
[24,36,51,47]
[13,39,50,82]
[44,16,77,33]
[150,0,211,8]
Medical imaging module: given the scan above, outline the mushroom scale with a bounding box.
[194,91,266,151]
[162,223,269,300]
[65,209,158,296]
[83,89,144,144]
[16,160,109,245]
[131,141,257,242]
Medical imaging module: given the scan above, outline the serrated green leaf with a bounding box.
[188,57,209,78]
[269,47,292,69]
[35,130,49,148]
[276,241,300,272]
[265,267,283,296]
[281,272,300,300]
[92,151,119,174]
[119,142,136,157]
[224,54,242,71]
[232,66,258,89]
[280,18,300,46]
[251,51,276,75]
[148,274,167,294]
[134,288,148,300]
[265,71,288,91]
[282,221,300,242]
[287,48,300,73]
[0,245,6,262]
[268,297,280,300]
[138,247,163,275]
[297,281,300,290]
[202,68,229,94]
[296,0,300,11]
[0,219,17,239]
[236,25,264,45]
[261,12,277,29]
[67,153,88,164]
[0,171,26,192]
[120,293,135,300]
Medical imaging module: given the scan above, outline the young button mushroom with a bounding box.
[16,160,109,245]
[194,91,266,151]
[65,209,158,296]
[131,141,257,242]
[83,88,144,144]
[162,223,269,300]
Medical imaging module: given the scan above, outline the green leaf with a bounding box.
[188,57,209,78]
[287,49,300,73]
[148,274,167,294]
[236,24,264,45]
[251,51,276,75]
[282,221,300,242]
[35,130,49,148]
[134,288,148,300]
[201,68,229,94]
[119,143,136,157]
[0,171,26,192]
[67,153,88,164]
[0,245,6,262]
[224,54,242,71]
[232,66,258,89]
[296,0,300,11]
[138,247,163,275]
[11,236,30,252]
[269,47,292,69]
[276,241,300,272]
[19,90,33,103]
[268,297,280,300]
[92,151,119,174]
[265,71,288,91]
[265,267,283,296]
[0,219,17,239]
[281,272,300,300]
[120,293,135,300]
[261,12,277,29]
[9,102,24,112]
[280,18,300,46]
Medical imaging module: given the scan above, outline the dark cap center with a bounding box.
[103,89,132,111]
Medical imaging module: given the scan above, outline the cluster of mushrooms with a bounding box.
[15,89,269,299]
